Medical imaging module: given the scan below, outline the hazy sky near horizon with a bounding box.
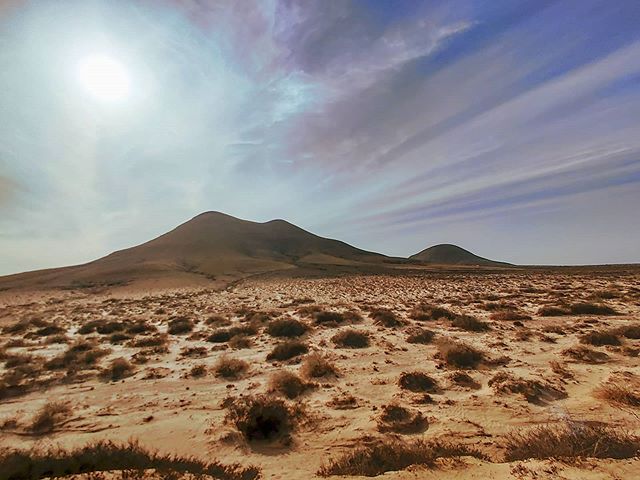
[1,0,639,274]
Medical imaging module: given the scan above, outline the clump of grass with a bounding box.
[595,377,640,407]
[167,316,194,334]
[225,395,300,443]
[448,371,480,389]
[398,371,439,393]
[207,325,259,343]
[266,318,309,338]
[100,357,135,381]
[327,394,359,410]
[616,324,640,339]
[267,340,309,361]
[488,372,566,404]
[406,327,435,344]
[503,421,640,461]
[451,315,490,332]
[550,360,574,380]
[490,311,532,321]
[410,303,456,321]
[580,330,621,346]
[179,346,208,358]
[376,404,428,434]
[205,314,231,327]
[537,305,570,316]
[318,438,486,476]
[562,345,609,364]
[214,356,249,380]
[229,335,253,349]
[29,401,71,434]
[0,440,260,480]
[331,329,370,348]
[268,370,314,399]
[45,340,110,372]
[189,364,208,378]
[569,303,618,315]
[369,308,405,327]
[312,310,362,327]
[437,339,485,369]
[300,353,339,379]
[128,333,168,348]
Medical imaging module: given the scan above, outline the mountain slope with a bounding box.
[409,244,510,266]
[0,212,389,290]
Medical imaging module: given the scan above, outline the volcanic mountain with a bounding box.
[0,212,391,290]
[409,244,510,266]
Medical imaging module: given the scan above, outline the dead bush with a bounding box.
[580,330,621,346]
[167,316,194,334]
[369,308,405,327]
[451,314,490,332]
[313,310,362,327]
[448,371,481,389]
[100,357,135,381]
[504,421,640,461]
[266,318,309,338]
[437,340,485,369]
[229,335,253,349]
[213,356,249,380]
[318,438,486,476]
[207,325,259,343]
[267,340,309,361]
[225,395,300,443]
[595,376,640,407]
[537,305,570,316]
[490,311,532,321]
[562,345,609,364]
[406,327,435,344]
[189,364,208,378]
[206,314,231,327]
[0,439,259,480]
[29,401,71,434]
[300,353,339,379]
[488,372,566,404]
[398,371,439,393]
[331,329,370,349]
[268,370,313,399]
[410,303,456,321]
[376,404,428,434]
[616,324,640,339]
[569,302,618,315]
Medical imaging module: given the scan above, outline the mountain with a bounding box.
[0,212,390,290]
[409,244,510,266]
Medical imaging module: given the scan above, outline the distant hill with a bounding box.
[409,244,510,266]
[0,212,390,290]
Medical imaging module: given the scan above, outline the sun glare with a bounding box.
[77,54,131,102]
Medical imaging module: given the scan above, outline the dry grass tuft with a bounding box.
[562,345,609,364]
[437,339,485,369]
[369,308,405,327]
[410,303,456,321]
[214,356,249,380]
[488,372,566,404]
[300,353,339,379]
[0,440,259,480]
[331,329,370,348]
[318,438,486,476]
[580,330,621,346]
[376,404,428,434]
[167,316,194,334]
[398,371,439,393]
[268,370,314,399]
[490,311,532,321]
[406,327,435,344]
[266,317,309,338]
[451,314,490,332]
[100,357,135,381]
[225,395,300,444]
[504,421,640,461]
[267,340,309,361]
[29,401,71,434]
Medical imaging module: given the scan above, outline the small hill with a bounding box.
[409,244,510,266]
[0,212,390,290]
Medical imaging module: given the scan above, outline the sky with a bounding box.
[1,0,639,275]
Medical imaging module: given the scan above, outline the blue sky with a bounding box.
[1,0,639,274]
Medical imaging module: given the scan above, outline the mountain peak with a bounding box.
[410,244,509,266]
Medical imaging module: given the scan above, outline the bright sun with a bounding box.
[77,54,131,102]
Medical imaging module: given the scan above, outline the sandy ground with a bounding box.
[1,267,639,479]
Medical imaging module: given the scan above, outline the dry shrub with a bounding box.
[398,371,439,393]
[207,325,259,343]
[189,364,208,378]
[550,360,574,380]
[228,335,253,349]
[488,372,566,404]
[300,353,338,379]
[595,375,640,407]
[490,311,532,321]
[616,324,640,339]
[331,329,370,348]
[369,308,404,327]
[562,345,609,364]
[167,316,194,334]
[569,303,618,315]
[318,438,486,477]
[268,370,313,399]
[504,421,640,461]
[327,394,359,410]
[206,314,231,327]
[448,371,480,389]
[225,395,300,443]
[313,310,362,327]
[179,346,208,359]
[214,356,249,380]
[537,305,570,316]
[126,320,157,335]
[266,318,309,338]
[406,327,435,344]
[267,340,309,361]
[376,404,428,434]
[30,401,71,434]
[0,439,259,480]
[410,303,456,321]
[580,330,621,346]
[437,339,485,369]
[45,340,110,372]
[451,315,490,332]
[101,357,135,381]
[32,325,65,337]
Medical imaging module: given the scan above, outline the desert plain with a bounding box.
[1,265,639,479]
